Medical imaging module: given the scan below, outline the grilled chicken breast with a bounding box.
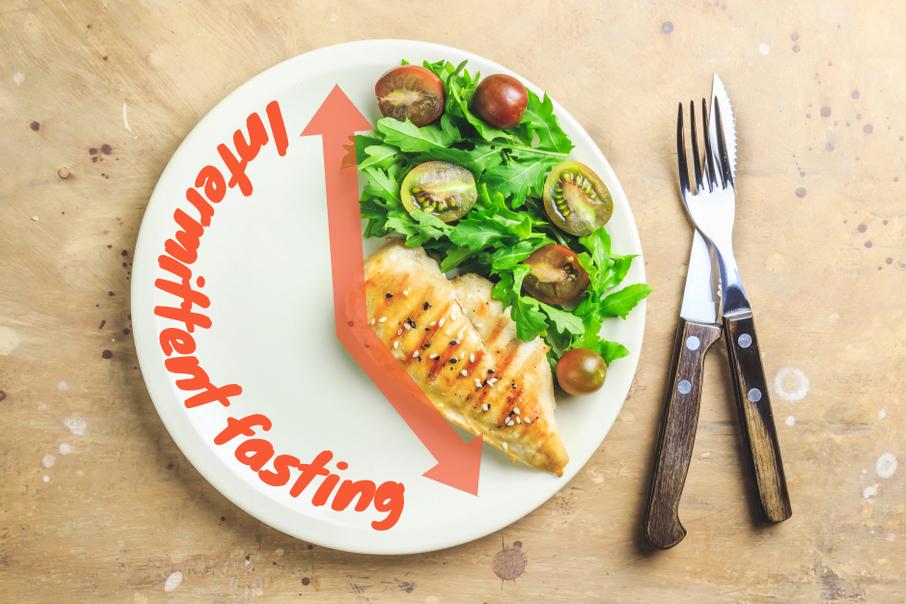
[363,241,568,475]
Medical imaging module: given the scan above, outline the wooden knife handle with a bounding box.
[723,311,792,523]
[644,318,721,549]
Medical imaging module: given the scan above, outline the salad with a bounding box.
[355,59,651,395]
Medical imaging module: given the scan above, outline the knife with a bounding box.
[643,106,724,548]
[708,76,793,524]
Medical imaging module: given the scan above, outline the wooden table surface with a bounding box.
[2,1,904,602]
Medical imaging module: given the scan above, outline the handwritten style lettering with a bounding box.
[152,100,406,530]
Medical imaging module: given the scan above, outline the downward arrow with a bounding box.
[301,85,482,496]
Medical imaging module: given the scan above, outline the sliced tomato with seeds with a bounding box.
[522,244,589,306]
[374,65,445,126]
[542,161,614,236]
[400,161,477,223]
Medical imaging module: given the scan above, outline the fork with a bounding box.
[677,99,792,523]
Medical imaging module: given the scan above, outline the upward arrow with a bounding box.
[301,85,482,496]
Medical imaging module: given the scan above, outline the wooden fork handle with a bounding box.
[644,318,721,549]
[723,311,792,523]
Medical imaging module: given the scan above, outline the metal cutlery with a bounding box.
[644,77,791,550]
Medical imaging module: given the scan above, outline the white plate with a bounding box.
[132,39,646,555]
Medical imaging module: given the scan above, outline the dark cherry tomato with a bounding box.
[543,161,614,236]
[400,161,478,222]
[374,65,445,126]
[522,244,590,306]
[471,74,528,129]
[556,349,607,395]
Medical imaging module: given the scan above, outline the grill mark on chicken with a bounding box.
[367,272,410,303]
[425,301,456,381]
[476,342,522,413]
[504,345,550,420]
[485,317,509,351]
[406,288,436,328]
[463,348,485,376]
[393,286,437,353]
[413,322,434,353]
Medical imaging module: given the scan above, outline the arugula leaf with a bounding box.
[596,340,630,364]
[359,144,399,170]
[579,229,612,271]
[607,254,636,290]
[376,117,459,152]
[384,209,453,248]
[512,297,548,341]
[490,267,549,341]
[539,302,585,335]
[440,246,477,272]
[361,197,391,238]
[484,156,558,207]
[411,143,503,176]
[475,186,533,233]
[449,217,510,250]
[489,239,546,271]
[521,90,573,153]
[355,134,384,163]
[361,165,401,206]
[599,283,654,319]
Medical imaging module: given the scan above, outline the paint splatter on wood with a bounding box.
[774,368,809,401]
[876,453,897,479]
[492,539,526,581]
[64,417,87,436]
[163,571,183,592]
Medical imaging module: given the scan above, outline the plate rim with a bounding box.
[131,38,646,555]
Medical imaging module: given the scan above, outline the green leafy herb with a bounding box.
[484,157,559,208]
[519,90,573,154]
[599,283,655,319]
[375,115,460,152]
[356,59,651,366]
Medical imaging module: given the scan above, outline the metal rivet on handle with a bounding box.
[748,387,762,402]
[738,333,753,348]
[686,336,701,351]
[677,379,692,395]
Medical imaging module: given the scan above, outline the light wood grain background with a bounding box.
[2,1,904,602]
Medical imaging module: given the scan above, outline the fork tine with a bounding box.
[689,100,703,190]
[676,103,690,194]
[702,97,718,191]
[714,99,734,187]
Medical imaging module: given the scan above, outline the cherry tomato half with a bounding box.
[522,244,590,306]
[375,65,445,126]
[400,161,478,223]
[542,161,614,236]
[556,349,607,395]
[471,74,528,129]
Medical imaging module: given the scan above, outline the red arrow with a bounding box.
[301,85,482,495]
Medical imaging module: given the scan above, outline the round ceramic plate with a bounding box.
[132,39,645,555]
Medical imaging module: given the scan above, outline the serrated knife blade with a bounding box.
[711,74,736,179]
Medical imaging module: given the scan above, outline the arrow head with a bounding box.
[422,434,483,496]
[301,85,372,138]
